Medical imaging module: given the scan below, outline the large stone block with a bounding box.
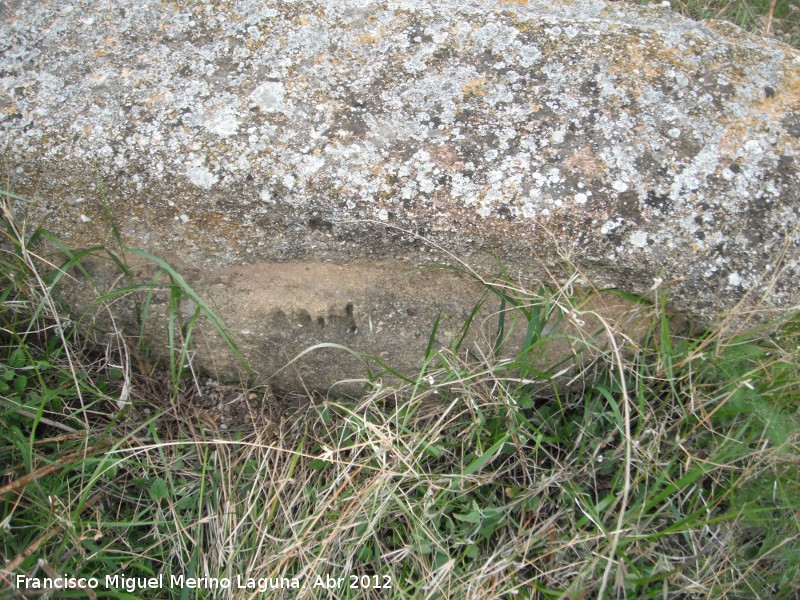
[1,0,799,388]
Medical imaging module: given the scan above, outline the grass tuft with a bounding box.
[633,0,800,47]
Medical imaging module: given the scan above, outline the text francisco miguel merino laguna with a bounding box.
[15,573,304,593]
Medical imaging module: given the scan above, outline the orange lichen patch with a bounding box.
[357,32,379,45]
[762,67,800,115]
[606,34,695,88]
[719,66,800,154]
[607,40,648,78]
[499,0,528,5]
[461,78,489,97]
[642,64,661,79]
[719,118,765,155]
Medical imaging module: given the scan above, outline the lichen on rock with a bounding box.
[1,0,799,327]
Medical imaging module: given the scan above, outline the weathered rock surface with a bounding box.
[1,0,799,388]
[64,253,651,393]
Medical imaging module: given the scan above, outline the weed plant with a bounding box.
[1,189,798,599]
[633,0,800,47]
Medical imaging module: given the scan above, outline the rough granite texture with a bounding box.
[1,0,799,387]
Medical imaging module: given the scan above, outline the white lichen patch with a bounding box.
[300,154,325,176]
[742,139,764,156]
[521,202,536,218]
[476,202,492,218]
[186,163,218,189]
[601,219,623,235]
[628,230,649,249]
[203,103,240,137]
[612,180,629,193]
[250,81,286,113]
